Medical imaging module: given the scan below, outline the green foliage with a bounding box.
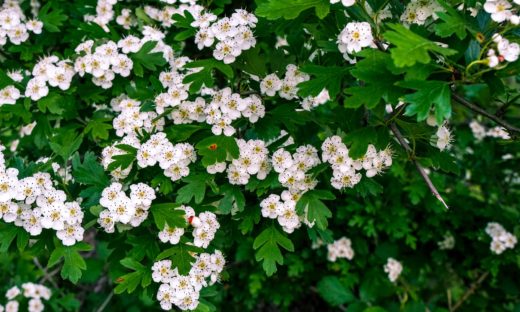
[1,0,520,311]
[48,242,92,284]
[296,190,335,230]
[150,203,186,230]
[256,0,330,20]
[114,258,152,294]
[316,276,355,306]
[384,24,457,67]
[183,59,234,93]
[195,135,239,166]
[399,80,452,123]
[129,41,168,77]
[253,226,295,276]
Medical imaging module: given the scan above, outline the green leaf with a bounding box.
[253,226,294,276]
[317,276,355,306]
[344,127,378,159]
[195,135,239,167]
[296,190,335,230]
[37,93,65,115]
[107,144,137,171]
[156,244,203,275]
[84,118,112,141]
[398,80,452,123]
[298,65,348,99]
[49,242,92,284]
[256,0,330,20]
[218,184,246,214]
[38,2,68,32]
[0,223,28,252]
[49,129,84,161]
[384,24,457,67]
[176,174,210,204]
[129,41,167,77]
[435,0,478,40]
[344,50,402,108]
[72,152,110,188]
[150,203,186,230]
[183,59,234,93]
[114,258,151,294]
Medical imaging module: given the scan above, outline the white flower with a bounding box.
[25,78,49,101]
[384,258,403,282]
[338,22,374,55]
[26,19,43,34]
[435,124,453,151]
[484,0,512,22]
[213,40,241,64]
[158,225,184,245]
[0,86,21,105]
[260,74,282,96]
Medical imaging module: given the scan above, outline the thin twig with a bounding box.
[452,93,520,135]
[451,272,489,312]
[389,122,449,209]
[96,291,114,312]
[34,258,61,290]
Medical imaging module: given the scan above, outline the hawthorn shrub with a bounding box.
[0,0,519,311]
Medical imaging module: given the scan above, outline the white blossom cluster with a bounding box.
[273,145,321,194]
[485,222,517,254]
[97,182,156,232]
[484,0,519,24]
[400,0,443,25]
[260,192,303,234]
[25,56,74,101]
[225,139,270,185]
[486,34,519,68]
[327,237,355,262]
[74,39,135,89]
[321,136,392,190]
[183,87,265,136]
[2,283,51,312]
[337,22,374,62]
[383,258,403,282]
[111,96,166,137]
[258,145,323,233]
[84,0,118,32]
[469,120,511,141]
[260,64,330,111]
[152,204,223,311]
[152,250,225,311]
[438,232,455,250]
[193,9,258,64]
[0,146,84,246]
[138,132,196,182]
[0,0,43,46]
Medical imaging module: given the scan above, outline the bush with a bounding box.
[0,0,519,311]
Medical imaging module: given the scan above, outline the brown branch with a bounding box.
[451,271,489,312]
[389,122,449,209]
[452,93,520,135]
